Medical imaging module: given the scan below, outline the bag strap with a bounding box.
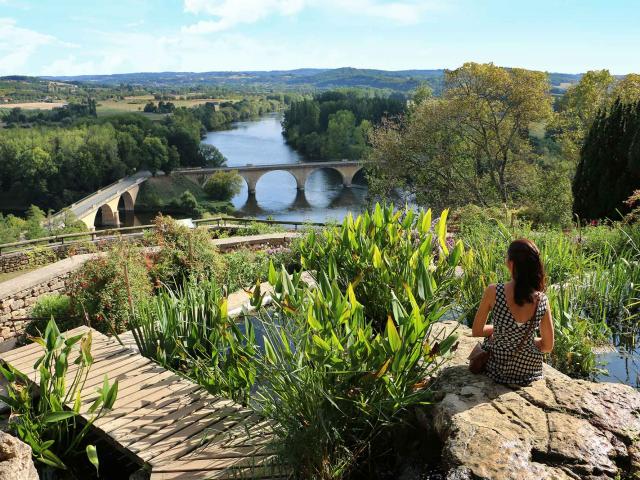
[513,293,540,356]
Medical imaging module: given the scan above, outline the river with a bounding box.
[200,113,368,223]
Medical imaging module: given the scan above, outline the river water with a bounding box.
[201,113,367,223]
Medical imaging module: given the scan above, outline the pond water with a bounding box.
[596,337,640,388]
[201,113,368,223]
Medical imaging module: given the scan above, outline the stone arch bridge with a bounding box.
[53,161,363,229]
[175,161,364,194]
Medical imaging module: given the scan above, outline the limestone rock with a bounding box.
[0,431,39,480]
[428,321,640,480]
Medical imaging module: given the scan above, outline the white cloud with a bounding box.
[0,18,58,74]
[182,0,306,33]
[181,0,439,33]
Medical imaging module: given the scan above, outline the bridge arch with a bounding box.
[346,166,366,186]
[93,203,119,228]
[117,190,135,212]
[244,169,304,195]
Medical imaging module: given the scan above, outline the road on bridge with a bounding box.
[55,170,152,224]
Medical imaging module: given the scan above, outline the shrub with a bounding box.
[297,203,467,330]
[148,215,224,287]
[0,319,118,474]
[249,264,459,478]
[66,242,153,333]
[25,294,73,338]
[203,170,243,201]
[222,248,271,292]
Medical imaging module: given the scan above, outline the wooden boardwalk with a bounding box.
[0,327,286,479]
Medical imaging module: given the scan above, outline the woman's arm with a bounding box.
[535,303,554,353]
[471,285,496,337]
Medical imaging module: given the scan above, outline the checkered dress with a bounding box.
[482,283,547,385]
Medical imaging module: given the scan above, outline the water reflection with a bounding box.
[202,114,367,223]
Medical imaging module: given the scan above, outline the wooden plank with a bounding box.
[94,382,202,431]
[150,456,286,479]
[1,327,278,479]
[80,369,179,413]
[130,402,242,460]
[109,391,214,445]
[0,326,91,363]
[145,409,255,463]
[78,354,152,392]
[3,332,119,375]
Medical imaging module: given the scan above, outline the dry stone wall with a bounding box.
[0,237,128,274]
[0,273,70,341]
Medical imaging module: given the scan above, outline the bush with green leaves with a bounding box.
[148,215,225,287]
[0,319,118,475]
[297,203,466,330]
[249,263,460,479]
[66,242,153,333]
[203,170,243,201]
[130,278,256,403]
[25,294,73,338]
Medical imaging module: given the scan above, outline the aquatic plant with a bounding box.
[250,264,459,479]
[0,319,118,474]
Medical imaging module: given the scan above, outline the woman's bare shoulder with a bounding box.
[484,284,498,300]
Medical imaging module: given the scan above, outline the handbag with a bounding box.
[468,294,539,374]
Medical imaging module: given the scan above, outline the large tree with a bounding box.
[573,99,640,220]
[368,62,552,207]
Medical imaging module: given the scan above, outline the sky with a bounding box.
[1,0,639,76]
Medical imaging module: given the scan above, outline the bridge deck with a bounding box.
[0,327,285,479]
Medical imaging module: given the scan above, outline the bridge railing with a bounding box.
[0,216,327,256]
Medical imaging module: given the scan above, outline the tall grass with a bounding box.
[130,278,256,403]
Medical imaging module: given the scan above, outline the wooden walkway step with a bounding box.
[0,327,287,480]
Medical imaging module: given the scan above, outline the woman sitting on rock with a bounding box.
[471,238,554,385]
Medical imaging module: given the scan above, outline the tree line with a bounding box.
[282,90,406,159]
[189,96,287,130]
[574,99,640,220]
[0,110,215,211]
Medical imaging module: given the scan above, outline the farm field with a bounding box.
[0,101,67,110]
[96,96,231,116]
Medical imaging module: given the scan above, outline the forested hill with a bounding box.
[43,67,583,94]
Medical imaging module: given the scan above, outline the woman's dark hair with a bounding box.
[507,239,545,306]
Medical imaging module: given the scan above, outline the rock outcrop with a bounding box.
[0,431,39,480]
[429,321,640,480]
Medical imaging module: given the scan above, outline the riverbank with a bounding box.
[134,174,233,220]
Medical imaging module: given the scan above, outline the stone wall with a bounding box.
[0,238,123,275]
[0,273,70,341]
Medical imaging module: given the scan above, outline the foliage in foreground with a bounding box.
[146,215,224,288]
[249,263,459,479]
[0,319,117,474]
[66,242,153,333]
[131,278,256,403]
[297,204,466,330]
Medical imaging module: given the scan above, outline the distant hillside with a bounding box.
[43,68,583,94]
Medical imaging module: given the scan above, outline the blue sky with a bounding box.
[1,0,639,76]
